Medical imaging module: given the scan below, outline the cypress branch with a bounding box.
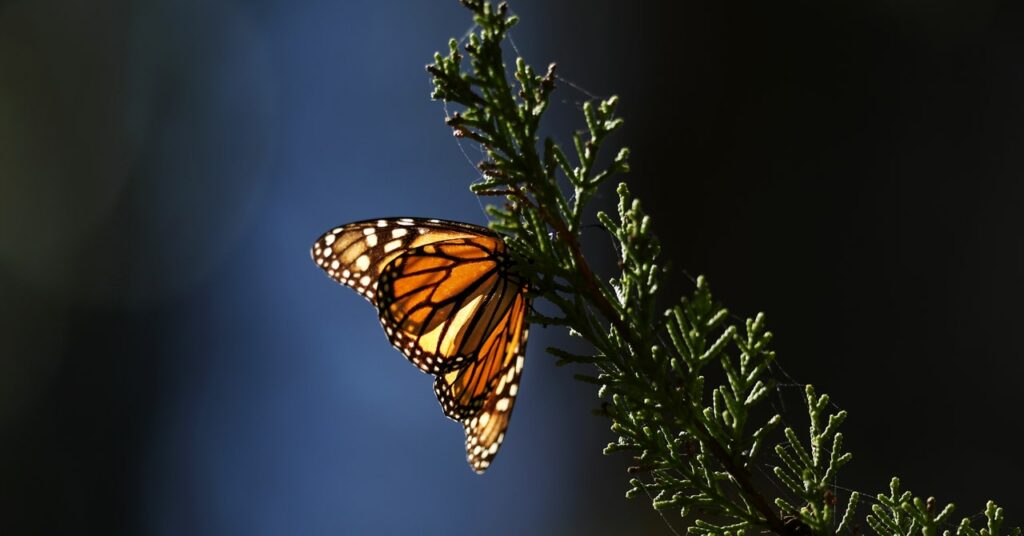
[426,1,1017,534]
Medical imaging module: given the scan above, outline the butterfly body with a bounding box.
[312,217,529,473]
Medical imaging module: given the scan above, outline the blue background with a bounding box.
[1,1,654,534]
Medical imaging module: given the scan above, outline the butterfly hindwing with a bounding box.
[433,291,528,473]
[463,357,524,474]
[430,287,527,419]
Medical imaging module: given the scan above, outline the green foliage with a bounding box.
[425,1,1017,535]
[866,479,1019,536]
[772,385,858,534]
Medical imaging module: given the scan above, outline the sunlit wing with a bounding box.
[312,216,530,473]
[375,236,520,374]
[433,291,528,473]
[311,217,496,303]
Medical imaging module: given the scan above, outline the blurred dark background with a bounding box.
[2,0,1021,534]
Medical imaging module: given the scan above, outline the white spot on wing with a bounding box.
[355,255,370,271]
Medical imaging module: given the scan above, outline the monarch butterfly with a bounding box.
[311,217,529,473]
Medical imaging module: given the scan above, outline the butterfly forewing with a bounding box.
[312,217,530,473]
[377,236,518,375]
[311,218,497,303]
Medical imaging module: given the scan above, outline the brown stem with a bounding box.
[529,197,634,343]
[698,428,791,535]
[534,194,790,536]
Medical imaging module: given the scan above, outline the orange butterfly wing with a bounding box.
[311,218,490,305]
[312,218,505,373]
[312,218,530,472]
[433,291,528,473]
